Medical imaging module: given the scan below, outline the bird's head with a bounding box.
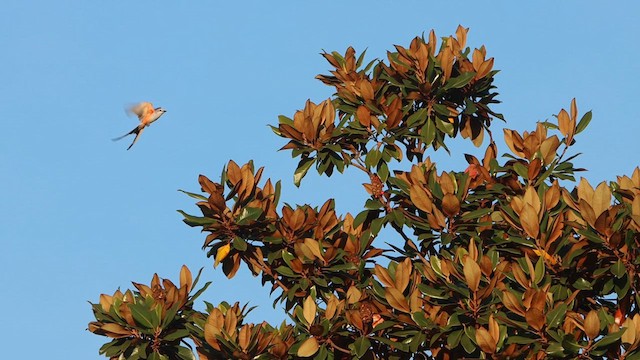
[155,107,167,114]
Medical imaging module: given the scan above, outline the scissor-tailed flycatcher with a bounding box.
[113,102,167,150]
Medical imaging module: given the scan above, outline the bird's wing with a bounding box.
[128,102,155,121]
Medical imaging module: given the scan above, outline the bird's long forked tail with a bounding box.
[112,125,145,150]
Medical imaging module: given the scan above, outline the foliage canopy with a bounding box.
[89,26,640,360]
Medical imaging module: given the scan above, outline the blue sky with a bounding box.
[1,1,639,358]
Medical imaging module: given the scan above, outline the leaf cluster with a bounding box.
[90,26,640,359]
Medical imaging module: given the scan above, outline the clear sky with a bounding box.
[2,1,639,358]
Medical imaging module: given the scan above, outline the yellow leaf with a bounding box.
[297,337,319,357]
[533,248,558,266]
[303,296,317,326]
[463,256,481,292]
[214,244,231,268]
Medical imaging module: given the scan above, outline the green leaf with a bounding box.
[513,162,528,179]
[435,118,455,137]
[460,332,476,353]
[447,329,463,349]
[377,161,390,182]
[444,71,476,90]
[575,111,592,134]
[406,108,428,127]
[162,329,190,342]
[278,114,293,125]
[177,210,216,227]
[461,207,492,221]
[411,311,430,327]
[349,336,371,358]
[232,237,247,251]
[275,266,295,277]
[128,303,156,329]
[177,189,207,201]
[176,346,196,360]
[593,331,623,348]
[433,104,451,117]
[546,341,566,357]
[573,278,593,290]
[507,336,539,345]
[546,303,567,329]
[534,256,545,285]
[293,157,316,187]
[611,260,625,278]
[236,207,262,225]
[420,119,436,145]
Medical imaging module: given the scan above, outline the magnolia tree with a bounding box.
[89,26,640,359]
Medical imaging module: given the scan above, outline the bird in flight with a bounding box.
[113,102,167,150]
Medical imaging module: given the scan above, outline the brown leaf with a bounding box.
[525,308,545,331]
[442,193,461,217]
[374,264,395,288]
[528,158,542,180]
[357,105,371,128]
[463,255,481,292]
[394,258,412,293]
[511,263,530,288]
[325,295,339,320]
[489,314,500,342]
[544,181,561,211]
[346,286,362,305]
[238,324,251,351]
[540,136,560,165]
[100,323,133,338]
[557,109,571,138]
[410,185,433,213]
[520,204,540,239]
[476,327,497,354]
[204,308,224,349]
[385,287,410,313]
[179,265,192,293]
[584,310,600,340]
[621,318,636,345]
[592,181,612,219]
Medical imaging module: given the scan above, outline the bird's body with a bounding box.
[113,102,166,150]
